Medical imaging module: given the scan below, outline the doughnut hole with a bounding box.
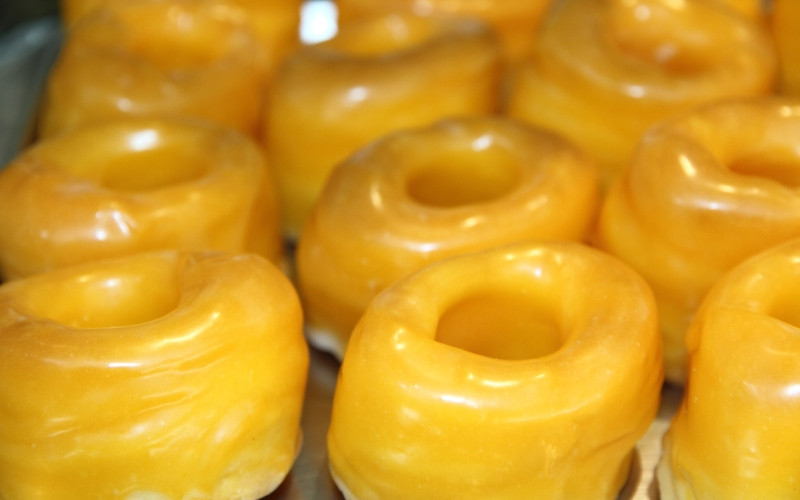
[405,148,522,208]
[40,128,212,191]
[10,257,181,328]
[435,289,564,360]
[320,14,442,56]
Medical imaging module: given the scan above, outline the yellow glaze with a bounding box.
[595,97,800,385]
[772,0,800,95]
[58,0,301,78]
[507,0,777,189]
[296,116,599,359]
[0,251,308,499]
[657,238,800,499]
[0,117,284,280]
[263,12,502,238]
[328,241,663,500]
[713,0,765,19]
[39,0,269,139]
[335,0,554,63]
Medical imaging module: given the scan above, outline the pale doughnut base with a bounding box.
[654,432,679,500]
[328,468,358,500]
[305,324,346,362]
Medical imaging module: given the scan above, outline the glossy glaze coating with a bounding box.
[657,238,800,499]
[335,0,553,63]
[714,0,765,19]
[39,0,269,139]
[507,0,777,188]
[0,117,284,280]
[59,0,301,78]
[263,12,502,238]
[0,251,308,499]
[296,116,599,359]
[328,242,663,499]
[771,0,800,95]
[595,98,800,385]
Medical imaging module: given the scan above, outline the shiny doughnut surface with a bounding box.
[328,241,663,499]
[0,117,284,280]
[297,116,599,359]
[40,0,270,138]
[596,97,800,384]
[507,0,776,188]
[658,237,800,499]
[0,251,308,499]
[264,12,503,238]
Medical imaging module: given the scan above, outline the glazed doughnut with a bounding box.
[39,0,269,139]
[263,12,503,238]
[296,116,599,360]
[507,0,777,188]
[0,117,284,280]
[335,0,554,63]
[327,241,663,499]
[0,250,308,499]
[58,0,301,78]
[595,97,800,385]
[657,237,800,499]
[771,0,800,95]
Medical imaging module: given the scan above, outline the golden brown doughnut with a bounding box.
[0,117,284,280]
[0,250,308,499]
[263,12,503,238]
[595,97,800,384]
[328,241,663,499]
[507,0,777,188]
[40,0,270,138]
[658,237,800,498]
[296,116,599,359]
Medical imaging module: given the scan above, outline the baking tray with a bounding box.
[0,5,682,499]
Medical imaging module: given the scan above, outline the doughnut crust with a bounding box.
[0,251,308,499]
[328,242,663,500]
[595,97,800,384]
[657,238,800,499]
[0,117,284,280]
[296,116,599,360]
